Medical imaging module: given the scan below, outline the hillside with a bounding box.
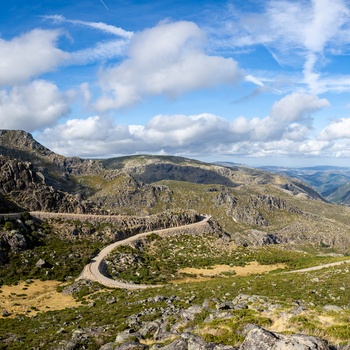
[1,130,350,251]
[2,130,350,349]
[259,164,350,206]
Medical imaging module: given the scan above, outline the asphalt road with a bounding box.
[76,215,211,290]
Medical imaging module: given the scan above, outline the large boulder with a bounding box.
[0,230,27,252]
[240,325,329,350]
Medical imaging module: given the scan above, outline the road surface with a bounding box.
[76,215,211,290]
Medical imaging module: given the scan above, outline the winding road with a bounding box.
[76,215,211,290]
[4,211,350,289]
[284,259,350,274]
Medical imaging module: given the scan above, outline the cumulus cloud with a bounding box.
[94,21,243,112]
[270,93,330,122]
[39,93,330,157]
[0,80,73,132]
[0,29,69,85]
[319,118,350,140]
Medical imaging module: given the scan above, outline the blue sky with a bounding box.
[1,0,350,167]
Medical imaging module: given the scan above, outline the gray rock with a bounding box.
[35,258,47,268]
[155,337,188,350]
[138,320,161,338]
[323,305,343,312]
[0,231,27,252]
[61,279,96,295]
[233,303,248,310]
[99,343,116,350]
[2,309,10,317]
[115,329,143,344]
[204,311,232,322]
[244,230,281,246]
[216,301,235,310]
[183,333,216,350]
[240,325,329,350]
[114,342,148,350]
[181,305,204,321]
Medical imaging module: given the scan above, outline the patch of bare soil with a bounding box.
[0,280,80,318]
[174,261,286,283]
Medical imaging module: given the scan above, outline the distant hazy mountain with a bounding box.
[259,165,350,206]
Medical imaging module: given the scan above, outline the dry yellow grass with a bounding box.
[178,261,286,277]
[172,261,286,284]
[0,280,80,318]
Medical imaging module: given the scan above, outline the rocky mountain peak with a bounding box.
[0,129,54,159]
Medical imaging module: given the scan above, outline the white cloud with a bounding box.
[0,80,73,131]
[216,0,350,93]
[42,16,133,65]
[94,21,243,112]
[270,93,330,122]
[43,15,134,39]
[319,118,350,140]
[69,39,129,65]
[0,29,69,85]
[245,75,264,87]
[39,93,330,157]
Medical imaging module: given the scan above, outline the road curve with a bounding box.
[76,215,211,290]
[284,259,350,274]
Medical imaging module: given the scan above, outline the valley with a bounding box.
[1,130,350,349]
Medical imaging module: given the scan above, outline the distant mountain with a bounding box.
[3,130,350,251]
[259,165,350,205]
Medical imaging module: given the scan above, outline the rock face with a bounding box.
[240,325,329,350]
[0,156,101,213]
[0,230,27,252]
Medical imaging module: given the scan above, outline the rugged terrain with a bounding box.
[2,130,350,349]
[259,164,350,206]
[1,129,350,251]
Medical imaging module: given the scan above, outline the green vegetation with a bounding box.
[0,216,103,285]
[199,309,272,346]
[2,260,350,349]
[105,233,349,284]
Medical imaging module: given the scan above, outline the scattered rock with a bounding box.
[2,309,10,317]
[323,305,343,312]
[114,342,148,350]
[115,329,143,344]
[240,325,329,350]
[35,258,47,268]
[151,337,188,350]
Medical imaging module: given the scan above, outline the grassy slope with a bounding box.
[2,155,350,347]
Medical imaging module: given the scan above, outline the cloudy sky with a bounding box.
[1,0,350,167]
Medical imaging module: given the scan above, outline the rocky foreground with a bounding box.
[57,281,346,350]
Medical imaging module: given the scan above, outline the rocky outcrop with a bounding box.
[0,156,102,213]
[0,130,103,175]
[39,210,203,242]
[237,230,281,246]
[240,325,329,350]
[0,230,27,252]
[89,305,330,350]
[129,163,237,188]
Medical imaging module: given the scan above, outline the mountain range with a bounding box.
[3,130,350,349]
[257,164,350,206]
[1,129,350,251]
